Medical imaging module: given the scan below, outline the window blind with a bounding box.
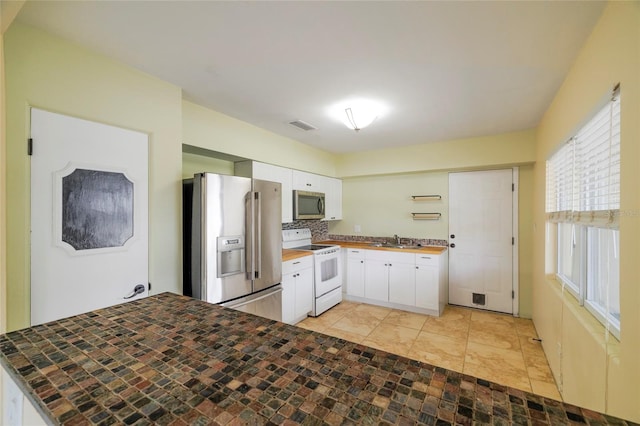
[546,86,621,227]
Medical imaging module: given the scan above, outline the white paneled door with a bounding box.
[30,108,149,325]
[448,169,514,314]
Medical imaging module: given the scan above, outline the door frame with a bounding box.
[448,167,520,316]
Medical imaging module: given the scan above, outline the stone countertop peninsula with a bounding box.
[0,293,634,425]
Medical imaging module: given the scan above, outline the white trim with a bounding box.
[512,167,519,317]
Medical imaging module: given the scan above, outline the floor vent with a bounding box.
[289,120,317,131]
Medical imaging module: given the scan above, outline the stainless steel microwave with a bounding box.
[293,190,325,220]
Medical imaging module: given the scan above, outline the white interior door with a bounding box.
[448,169,513,314]
[30,108,149,325]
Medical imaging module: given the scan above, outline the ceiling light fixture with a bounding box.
[329,98,387,132]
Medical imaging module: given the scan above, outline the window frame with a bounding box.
[546,86,621,340]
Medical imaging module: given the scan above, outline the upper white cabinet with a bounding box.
[237,163,342,222]
[324,177,343,221]
[292,171,342,221]
[292,170,325,192]
[235,161,293,223]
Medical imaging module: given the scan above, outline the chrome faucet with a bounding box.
[394,234,401,245]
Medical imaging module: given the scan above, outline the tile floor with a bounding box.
[297,301,562,401]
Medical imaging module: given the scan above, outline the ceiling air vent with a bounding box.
[289,120,317,131]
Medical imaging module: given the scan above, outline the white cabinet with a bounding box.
[415,257,439,311]
[364,259,389,301]
[281,255,313,324]
[343,247,448,316]
[389,261,416,306]
[415,252,448,314]
[345,249,365,297]
[292,170,324,192]
[235,161,293,223]
[238,163,342,222]
[364,250,416,304]
[324,177,343,221]
[292,170,342,221]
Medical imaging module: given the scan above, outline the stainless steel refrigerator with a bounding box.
[183,173,282,321]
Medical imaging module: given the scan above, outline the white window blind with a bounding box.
[546,86,621,227]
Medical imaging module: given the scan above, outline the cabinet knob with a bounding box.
[450,234,455,239]
[360,260,363,264]
[450,243,456,248]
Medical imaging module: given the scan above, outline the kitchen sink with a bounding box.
[368,242,423,249]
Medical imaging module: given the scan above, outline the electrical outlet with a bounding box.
[354,225,361,233]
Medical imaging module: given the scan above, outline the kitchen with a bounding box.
[1,1,639,424]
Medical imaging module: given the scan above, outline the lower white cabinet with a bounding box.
[364,259,389,301]
[282,256,313,325]
[389,262,416,306]
[345,247,448,316]
[415,254,439,311]
[345,249,365,297]
[364,250,416,304]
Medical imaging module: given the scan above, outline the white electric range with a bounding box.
[282,229,342,316]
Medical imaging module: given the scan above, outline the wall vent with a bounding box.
[289,120,317,131]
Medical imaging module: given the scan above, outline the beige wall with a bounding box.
[336,129,536,177]
[334,129,537,317]
[182,100,337,177]
[533,2,640,421]
[182,152,234,179]
[4,23,183,331]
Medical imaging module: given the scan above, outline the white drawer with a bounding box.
[415,253,439,266]
[346,248,365,259]
[282,255,313,274]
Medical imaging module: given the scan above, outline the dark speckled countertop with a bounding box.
[0,293,634,425]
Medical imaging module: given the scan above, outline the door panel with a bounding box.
[30,108,148,325]
[449,169,513,314]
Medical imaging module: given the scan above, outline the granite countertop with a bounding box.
[0,293,633,425]
[318,240,448,255]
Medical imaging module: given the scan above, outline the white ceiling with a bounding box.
[16,1,605,154]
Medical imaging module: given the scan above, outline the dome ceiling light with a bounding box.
[329,99,388,132]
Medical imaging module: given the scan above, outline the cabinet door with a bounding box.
[415,264,439,310]
[294,267,314,320]
[346,256,365,297]
[324,177,342,221]
[253,162,293,223]
[281,272,296,324]
[365,259,389,302]
[292,170,322,191]
[388,262,416,306]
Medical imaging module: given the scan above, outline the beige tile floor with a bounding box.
[297,301,562,401]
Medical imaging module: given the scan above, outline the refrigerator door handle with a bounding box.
[221,286,283,310]
[245,191,254,280]
[255,191,262,279]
